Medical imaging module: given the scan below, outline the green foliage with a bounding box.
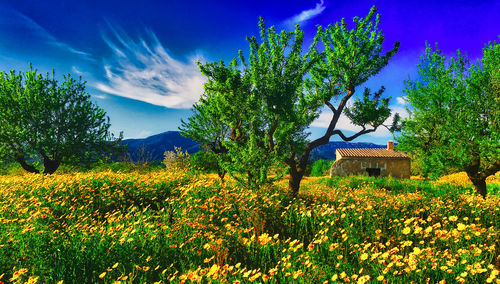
[189,151,219,172]
[344,87,391,128]
[183,17,319,188]
[188,150,228,180]
[182,7,400,195]
[0,161,22,175]
[0,65,122,174]
[310,159,334,177]
[398,42,500,197]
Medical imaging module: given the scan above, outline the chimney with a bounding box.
[387,140,394,151]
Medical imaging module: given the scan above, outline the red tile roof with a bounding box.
[337,148,409,159]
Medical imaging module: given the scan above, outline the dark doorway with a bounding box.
[366,168,381,177]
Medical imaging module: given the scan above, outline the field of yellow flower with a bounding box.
[437,171,500,187]
[0,169,499,283]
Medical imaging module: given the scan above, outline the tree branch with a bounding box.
[14,153,39,174]
[326,87,355,135]
[331,126,377,142]
[479,159,500,179]
[305,87,357,153]
[325,100,337,114]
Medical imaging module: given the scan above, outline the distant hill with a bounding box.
[310,141,386,162]
[121,131,385,163]
[121,131,199,162]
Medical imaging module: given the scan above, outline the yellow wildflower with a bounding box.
[402,227,411,235]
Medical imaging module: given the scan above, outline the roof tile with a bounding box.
[337,148,409,159]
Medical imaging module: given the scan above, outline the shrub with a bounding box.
[310,159,334,177]
[189,151,218,172]
[163,147,191,171]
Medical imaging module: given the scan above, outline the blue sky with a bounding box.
[0,0,498,144]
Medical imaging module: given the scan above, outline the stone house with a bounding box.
[330,141,410,178]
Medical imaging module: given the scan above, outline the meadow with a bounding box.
[0,168,499,283]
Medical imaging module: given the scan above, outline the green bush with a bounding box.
[310,159,334,177]
[189,151,219,172]
[0,161,21,175]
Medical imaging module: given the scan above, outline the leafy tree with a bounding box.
[183,20,318,188]
[0,66,122,174]
[182,7,400,195]
[398,42,499,198]
[179,63,240,182]
[284,7,401,196]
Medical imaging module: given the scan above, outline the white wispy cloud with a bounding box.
[135,130,153,139]
[283,0,326,28]
[3,6,93,61]
[93,94,108,100]
[396,96,407,105]
[94,26,205,109]
[71,66,83,76]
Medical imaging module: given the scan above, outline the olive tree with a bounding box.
[182,7,400,195]
[0,66,122,174]
[398,42,499,198]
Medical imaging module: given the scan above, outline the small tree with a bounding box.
[180,89,232,181]
[0,66,122,174]
[182,7,400,195]
[398,42,499,198]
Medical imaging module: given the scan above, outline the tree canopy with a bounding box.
[181,6,400,195]
[0,66,122,174]
[398,41,500,198]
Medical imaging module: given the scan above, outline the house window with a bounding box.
[366,168,381,177]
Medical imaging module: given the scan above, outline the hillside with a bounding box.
[122,131,386,162]
[121,131,199,161]
[309,141,386,161]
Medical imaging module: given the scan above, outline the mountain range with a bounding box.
[121,131,386,163]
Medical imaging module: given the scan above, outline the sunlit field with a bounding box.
[0,169,499,283]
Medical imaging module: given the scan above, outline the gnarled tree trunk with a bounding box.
[288,152,309,198]
[465,154,500,199]
[467,174,487,199]
[14,154,39,174]
[42,154,61,174]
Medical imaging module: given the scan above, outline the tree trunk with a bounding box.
[472,178,487,199]
[466,172,488,199]
[287,153,308,198]
[289,169,304,198]
[42,155,61,174]
[217,168,226,181]
[463,149,495,199]
[15,155,39,174]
